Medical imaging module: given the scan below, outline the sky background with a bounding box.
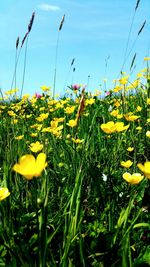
[0,0,150,97]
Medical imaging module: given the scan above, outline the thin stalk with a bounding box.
[53,32,60,99]
[20,36,29,99]
[121,0,141,71]
[11,47,22,90]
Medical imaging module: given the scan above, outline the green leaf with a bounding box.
[133,223,150,229]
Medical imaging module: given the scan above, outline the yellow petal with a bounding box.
[0,188,10,201]
[35,153,47,177]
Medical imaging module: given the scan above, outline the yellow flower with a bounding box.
[110,109,119,117]
[15,135,24,140]
[67,119,77,128]
[36,113,49,122]
[30,133,38,137]
[127,147,134,152]
[41,85,50,91]
[101,121,129,134]
[147,98,150,105]
[124,114,139,121]
[146,131,150,138]
[119,76,129,85]
[85,98,95,105]
[136,126,142,131]
[137,162,150,179]
[115,122,129,132]
[121,160,133,168]
[72,138,84,144]
[0,188,10,201]
[64,106,76,114]
[144,57,150,61]
[136,106,142,112]
[101,121,115,134]
[122,172,144,184]
[29,141,43,153]
[13,153,47,180]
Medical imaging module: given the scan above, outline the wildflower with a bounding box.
[30,133,38,137]
[136,106,142,112]
[127,147,134,152]
[137,162,150,179]
[29,141,43,153]
[102,173,107,182]
[85,98,95,105]
[119,76,129,85]
[124,114,139,121]
[72,138,84,144]
[121,160,133,168]
[144,57,150,61]
[13,153,47,180]
[41,85,50,92]
[67,119,77,128]
[123,172,144,184]
[113,85,123,93]
[0,188,10,201]
[71,84,81,91]
[15,135,24,140]
[64,106,76,114]
[35,92,42,99]
[115,122,129,132]
[136,126,142,131]
[147,98,150,105]
[11,119,18,124]
[36,113,49,122]
[110,109,119,117]
[146,131,150,138]
[101,121,129,134]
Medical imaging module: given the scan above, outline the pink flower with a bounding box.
[35,92,42,99]
[72,84,81,90]
[105,91,110,96]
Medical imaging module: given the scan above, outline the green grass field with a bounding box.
[0,69,150,266]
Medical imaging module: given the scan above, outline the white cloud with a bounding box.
[38,3,60,11]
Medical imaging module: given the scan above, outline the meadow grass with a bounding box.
[0,2,150,266]
[0,75,150,266]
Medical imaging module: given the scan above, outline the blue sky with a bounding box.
[0,0,150,96]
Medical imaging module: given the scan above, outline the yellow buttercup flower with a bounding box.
[147,98,150,105]
[13,153,47,180]
[0,188,10,201]
[41,85,50,91]
[29,141,43,153]
[127,147,134,152]
[123,172,144,184]
[120,160,133,168]
[15,135,24,140]
[146,131,150,138]
[136,106,142,112]
[72,138,84,144]
[144,57,150,61]
[101,121,129,134]
[115,122,129,132]
[67,119,77,128]
[64,106,76,114]
[85,98,95,105]
[124,114,139,121]
[137,162,150,179]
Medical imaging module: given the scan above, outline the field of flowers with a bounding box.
[0,67,150,267]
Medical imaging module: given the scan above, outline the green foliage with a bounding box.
[0,82,150,267]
